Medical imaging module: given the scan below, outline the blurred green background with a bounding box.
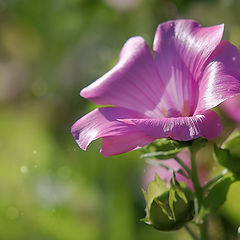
[1,0,240,239]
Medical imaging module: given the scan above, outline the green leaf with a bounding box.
[214,144,231,168]
[204,177,235,211]
[214,135,240,174]
[224,136,240,159]
[222,129,240,147]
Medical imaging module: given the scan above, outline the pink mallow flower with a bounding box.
[222,95,240,124]
[72,19,240,157]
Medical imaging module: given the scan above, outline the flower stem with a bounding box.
[184,225,199,240]
[190,149,207,240]
[198,221,208,240]
[174,156,192,176]
[190,149,203,210]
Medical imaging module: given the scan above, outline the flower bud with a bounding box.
[142,174,194,231]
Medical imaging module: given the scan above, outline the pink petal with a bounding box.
[120,110,222,141]
[71,107,155,156]
[153,19,224,116]
[222,94,240,123]
[195,40,240,113]
[80,37,169,118]
[100,131,154,157]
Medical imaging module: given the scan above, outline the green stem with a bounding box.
[190,149,203,210]
[190,149,207,240]
[198,221,208,240]
[203,169,227,191]
[184,225,199,240]
[174,156,192,176]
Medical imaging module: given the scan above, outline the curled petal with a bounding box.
[195,40,240,113]
[80,37,168,118]
[71,107,155,156]
[101,132,154,157]
[153,19,224,115]
[153,19,224,77]
[120,110,222,141]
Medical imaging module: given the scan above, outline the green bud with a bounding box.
[214,130,240,175]
[142,174,194,231]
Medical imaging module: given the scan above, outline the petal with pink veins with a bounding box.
[71,107,155,156]
[195,40,240,113]
[153,19,224,116]
[119,110,222,141]
[80,37,172,118]
[100,131,155,157]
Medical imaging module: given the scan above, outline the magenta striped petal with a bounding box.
[119,110,222,141]
[153,20,224,116]
[71,107,155,156]
[101,132,154,157]
[80,37,169,118]
[195,40,240,113]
